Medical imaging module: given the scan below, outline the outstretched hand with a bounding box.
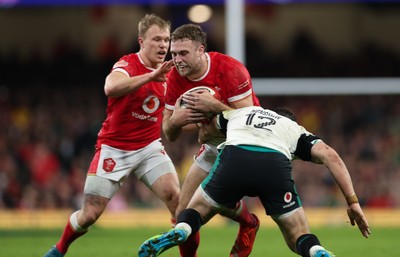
[151,60,174,82]
[347,203,371,238]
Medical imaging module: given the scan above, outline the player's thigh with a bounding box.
[256,153,301,216]
[182,143,217,204]
[141,158,179,194]
[137,144,177,186]
[84,175,120,199]
[179,163,209,208]
[182,163,209,193]
[150,171,180,202]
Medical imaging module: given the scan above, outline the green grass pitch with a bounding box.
[0,225,399,257]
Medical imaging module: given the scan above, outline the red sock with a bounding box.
[178,230,200,257]
[233,200,256,226]
[55,220,87,254]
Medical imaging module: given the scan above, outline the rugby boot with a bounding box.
[230,214,260,257]
[138,228,188,257]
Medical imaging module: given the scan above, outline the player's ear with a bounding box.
[197,43,205,54]
[138,37,144,48]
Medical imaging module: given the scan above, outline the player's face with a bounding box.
[170,39,205,79]
[139,25,170,68]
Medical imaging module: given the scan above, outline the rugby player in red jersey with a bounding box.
[44,14,178,257]
[162,24,261,257]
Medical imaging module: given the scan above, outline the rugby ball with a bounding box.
[180,86,221,108]
[180,86,222,124]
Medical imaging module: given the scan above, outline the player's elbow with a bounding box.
[311,142,340,164]
[104,82,120,97]
[320,147,342,166]
[104,75,121,97]
[104,86,113,97]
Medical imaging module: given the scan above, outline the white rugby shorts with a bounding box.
[194,143,219,173]
[84,140,176,198]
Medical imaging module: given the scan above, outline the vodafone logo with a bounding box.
[284,192,292,203]
[142,95,160,114]
[283,192,295,209]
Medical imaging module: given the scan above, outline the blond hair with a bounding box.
[138,14,171,38]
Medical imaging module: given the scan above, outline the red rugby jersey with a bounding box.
[165,52,260,110]
[97,53,166,150]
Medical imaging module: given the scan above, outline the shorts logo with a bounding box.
[103,158,116,172]
[284,192,292,203]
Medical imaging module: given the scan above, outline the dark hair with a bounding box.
[273,107,297,122]
[171,24,207,50]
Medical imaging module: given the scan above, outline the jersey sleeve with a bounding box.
[111,55,137,77]
[216,55,253,104]
[216,113,228,135]
[294,133,321,161]
[217,109,238,135]
[226,65,252,103]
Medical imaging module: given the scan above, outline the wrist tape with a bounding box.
[345,193,359,205]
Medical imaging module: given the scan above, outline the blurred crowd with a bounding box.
[0,32,399,211]
[1,89,399,211]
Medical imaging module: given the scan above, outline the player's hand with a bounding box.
[347,203,371,238]
[150,60,174,82]
[170,96,207,127]
[182,90,224,113]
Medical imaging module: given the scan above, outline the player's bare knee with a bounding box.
[80,210,97,225]
[163,186,180,205]
[81,194,108,225]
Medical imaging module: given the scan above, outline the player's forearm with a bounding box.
[323,152,358,203]
[163,122,182,142]
[162,110,184,142]
[211,101,232,113]
[312,143,357,202]
[331,167,356,200]
[104,72,152,97]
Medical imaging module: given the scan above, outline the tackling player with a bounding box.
[139,104,371,257]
